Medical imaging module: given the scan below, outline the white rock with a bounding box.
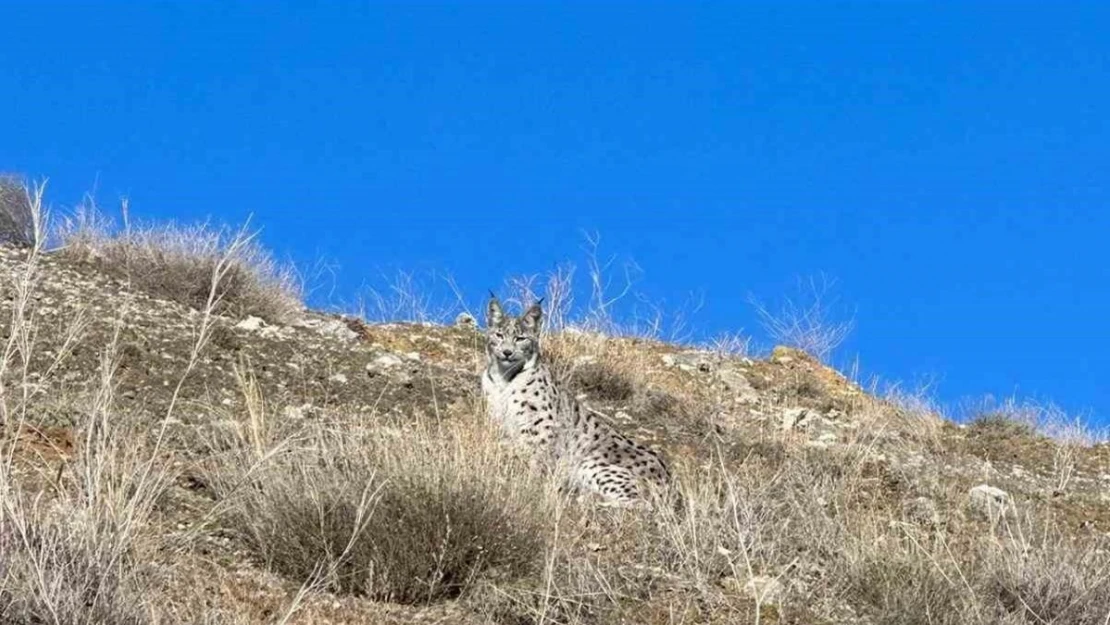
[717,368,753,393]
[781,407,814,430]
[372,353,405,369]
[235,316,265,331]
[328,373,348,384]
[968,484,1011,516]
[294,317,359,341]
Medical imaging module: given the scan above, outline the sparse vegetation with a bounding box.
[968,411,1038,438]
[58,201,302,323]
[207,372,551,605]
[2,186,183,624]
[750,274,855,362]
[1,179,1107,623]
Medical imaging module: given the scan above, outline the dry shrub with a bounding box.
[982,516,1110,625]
[1,307,171,625]
[0,360,168,625]
[0,422,168,625]
[478,428,1110,625]
[555,358,636,402]
[542,331,651,404]
[207,384,552,605]
[968,411,1038,439]
[0,189,268,624]
[59,206,302,323]
[0,174,39,248]
[750,274,855,363]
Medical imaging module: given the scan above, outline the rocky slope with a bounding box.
[3,244,1110,624]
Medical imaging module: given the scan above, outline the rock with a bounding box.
[454,312,477,329]
[371,353,405,369]
[328,373,348,384]
[771,345,798,363]
[717,367,752,392]
[294,317,359,341]
[717,367,759,403]
[234,316,265,331]
[968,484,1011,517]
[316,320,358,341]
[666,350,713,373]
[781,407,815,430]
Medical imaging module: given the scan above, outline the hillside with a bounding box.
[3,221,1110,624]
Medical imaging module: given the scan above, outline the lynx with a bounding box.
[481,295,670,503]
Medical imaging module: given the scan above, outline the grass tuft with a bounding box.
[207,387,551,605]
[59,204,302,323]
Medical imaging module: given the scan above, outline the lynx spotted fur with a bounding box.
[481,295,670,503]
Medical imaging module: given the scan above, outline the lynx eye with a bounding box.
[493,331,504,339]
[515,335,528,342]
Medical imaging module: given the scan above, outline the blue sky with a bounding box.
[4,2,1109,423]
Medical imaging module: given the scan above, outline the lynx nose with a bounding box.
[501,348,514,358]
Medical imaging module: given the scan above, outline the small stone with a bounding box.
[661,354,676,367]
[328,373,348,384]
[454,312,477,329]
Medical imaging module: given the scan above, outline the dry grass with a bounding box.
[750,274,855,362]
[0,188,281,623]
[0,187,170,624]
[205,382,554,605]
[0,398,171,625]
[58,201,302,323]
[4,182,1109,623]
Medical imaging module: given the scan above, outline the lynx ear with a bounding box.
[486,293,504,328]
[520,298,544,333]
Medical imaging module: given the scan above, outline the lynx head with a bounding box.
[485,294,543,376]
